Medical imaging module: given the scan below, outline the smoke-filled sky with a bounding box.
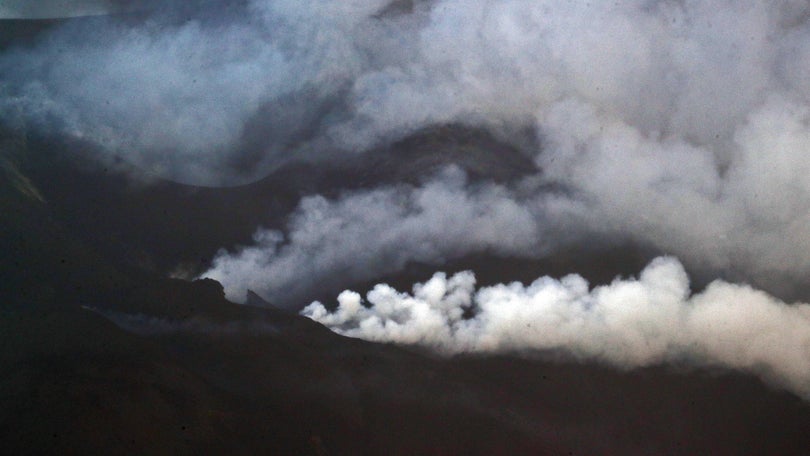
[4,1,810,398]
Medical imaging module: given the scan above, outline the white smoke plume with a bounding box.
[206,94,810,305]
[1,0,401,183]
[6,1,810,387]
[3,1,810,182]
[203,167,581,304]
[535,95,810,296]
[193,0,810,303]
[303,256,810,399]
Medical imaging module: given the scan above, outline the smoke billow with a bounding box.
[1,0,403,183]
[5,1,810,395]
[197,1,810,305]
[5,1,809,183]
[303,256,810,399]
[204,167,579,303]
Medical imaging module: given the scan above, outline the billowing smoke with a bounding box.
[204,167,580,303]
[1,0,405,183]
[197,1,810,305]
[303,257,810,399]
[4,1,810,183]
[5,1,810,395]
[207,94,810,304]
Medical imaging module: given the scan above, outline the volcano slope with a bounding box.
[2,124,810,455]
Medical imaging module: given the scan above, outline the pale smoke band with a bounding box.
[303,256,810,399]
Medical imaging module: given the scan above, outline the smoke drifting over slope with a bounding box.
[204,167,575,303]
[5,1,810,396]
[304,257,810,399]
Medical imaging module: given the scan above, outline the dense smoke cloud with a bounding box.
[197,0,810,304]
[536,95,810,295]
[1,0,403,183]
[207,94,810,305]
[6,1,810,391]
[205,167,579,303]
[4,1,809,182]
[303,257,810,399]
